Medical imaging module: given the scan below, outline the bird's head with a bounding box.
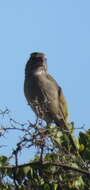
[25,52,48,78]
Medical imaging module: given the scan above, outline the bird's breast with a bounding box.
[24,74,59,106]
[37,74,59,99]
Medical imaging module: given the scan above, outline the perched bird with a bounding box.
[24,52,77,152]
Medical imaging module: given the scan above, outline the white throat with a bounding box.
[34,69,46,76]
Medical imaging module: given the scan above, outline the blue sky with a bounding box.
[0,0,90,163]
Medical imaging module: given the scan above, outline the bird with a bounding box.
[24,52,78,153]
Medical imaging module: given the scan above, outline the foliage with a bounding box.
[0,109,90,189]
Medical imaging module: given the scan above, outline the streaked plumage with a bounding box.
[24,52,77,152]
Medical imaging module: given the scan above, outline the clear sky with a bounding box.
[0,0,90,163]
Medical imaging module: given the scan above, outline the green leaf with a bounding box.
[43,183,50,190]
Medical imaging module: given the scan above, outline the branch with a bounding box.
[0,161,90,177]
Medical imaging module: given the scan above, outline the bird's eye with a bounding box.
[35,57,42,62]
[31,57,41,62]
[36,57,42,62]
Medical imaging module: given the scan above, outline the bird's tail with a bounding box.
[55,119,86,166]
[55,119,78,154]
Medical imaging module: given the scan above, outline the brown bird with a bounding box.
[24,52,77,153]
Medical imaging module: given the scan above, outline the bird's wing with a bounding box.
[47,74,69,121]
[46,74,80,155]
[58,86,69,121]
